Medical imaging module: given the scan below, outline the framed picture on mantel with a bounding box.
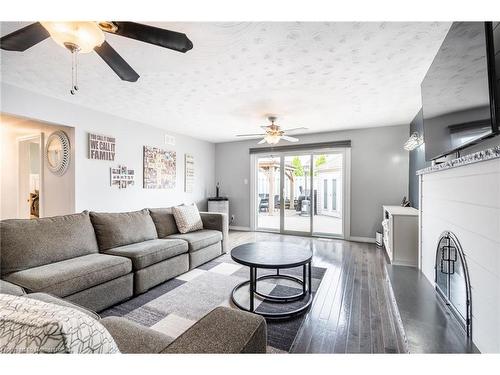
[185,153,194,193]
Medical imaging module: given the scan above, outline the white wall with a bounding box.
[1,114,76,219]
[420,158,500,353]
[1,121,21,218]
[215,125,409,238]
[1,83,215,214]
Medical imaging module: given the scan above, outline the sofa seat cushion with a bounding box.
[167,229,222,252]
[103,239,188,270]
[3,254,132,298]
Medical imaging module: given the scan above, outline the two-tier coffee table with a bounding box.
[230,241,313,319]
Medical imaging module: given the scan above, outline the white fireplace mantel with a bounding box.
[418,147,500,353]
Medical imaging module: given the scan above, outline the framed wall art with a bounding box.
[143,146,176,189]
[88,133,116,161]
[184,154,194,193]
[110,165,135,189]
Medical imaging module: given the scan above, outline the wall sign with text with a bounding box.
[184,154,194,193]
[88,133,116,161]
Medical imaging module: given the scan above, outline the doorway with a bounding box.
[252,148,349,238]
[1,112,75,220]
[17,135,43,219]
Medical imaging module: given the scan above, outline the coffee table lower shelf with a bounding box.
[230,264,313,320]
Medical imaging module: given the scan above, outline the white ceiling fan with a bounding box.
[236,116,307,145]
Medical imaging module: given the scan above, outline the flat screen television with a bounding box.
[421,22,498,160]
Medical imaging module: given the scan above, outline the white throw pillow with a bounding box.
[0,294,119,354]
[172,204,203,234]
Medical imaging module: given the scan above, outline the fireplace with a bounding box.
[420,150,500,352]
[435,231,472,337]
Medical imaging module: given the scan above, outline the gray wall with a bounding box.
[408,109,430,209]
[1,83,216,214]
[215,124,409,238]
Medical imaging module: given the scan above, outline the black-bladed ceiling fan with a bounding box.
[236,116,308,145]
[0,22,193,94]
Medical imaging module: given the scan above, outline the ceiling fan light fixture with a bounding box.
[41,22,105,53]
[264,134,280,144]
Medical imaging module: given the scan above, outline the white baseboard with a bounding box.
[229,226,252,231]
[348,236,376,244]
[227,227,377,243]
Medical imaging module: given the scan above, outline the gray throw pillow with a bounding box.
[171,204,203,234]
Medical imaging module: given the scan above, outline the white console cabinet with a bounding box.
[382,205,419,267]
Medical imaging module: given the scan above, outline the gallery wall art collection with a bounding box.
[87,132,194,191]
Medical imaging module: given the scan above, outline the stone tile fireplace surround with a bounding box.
[418,147,500,353]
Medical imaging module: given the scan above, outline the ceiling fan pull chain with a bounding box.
[70,50,75,95]
[74,50,79,92]
[70,50,79,95]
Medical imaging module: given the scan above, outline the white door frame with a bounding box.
[250,147,351,240]
[16,133,44,219]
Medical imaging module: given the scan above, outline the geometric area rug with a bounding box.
[100,252,326,353]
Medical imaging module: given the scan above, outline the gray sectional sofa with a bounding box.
[0,208,229,312]
[0,280,267,353]
[0,208,266,354]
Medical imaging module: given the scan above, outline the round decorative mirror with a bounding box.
[45,130,71,176]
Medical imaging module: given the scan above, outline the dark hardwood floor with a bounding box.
[228,231,408,354]
[228,230,476,354]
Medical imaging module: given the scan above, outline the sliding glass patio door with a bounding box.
[256,155,281,231]
[254,148,346,238]
[311,152,344,237]
[282,154,312,235]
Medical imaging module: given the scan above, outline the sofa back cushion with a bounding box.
[149,208,179,238]
[0,294,119,354]
[90,209,158,250]
[0,211,99,276]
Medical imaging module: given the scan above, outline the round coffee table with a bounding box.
[230,241,313,319]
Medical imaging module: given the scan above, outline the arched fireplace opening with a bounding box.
[435,231,472,337]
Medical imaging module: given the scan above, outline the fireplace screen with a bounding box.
[435,231,472,337]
